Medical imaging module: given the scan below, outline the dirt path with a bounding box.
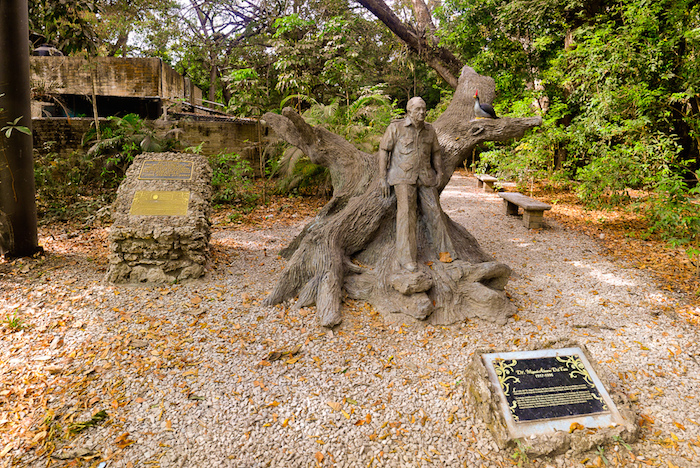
[1,173,699,467]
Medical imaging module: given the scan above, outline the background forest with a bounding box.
[28,0,700,269]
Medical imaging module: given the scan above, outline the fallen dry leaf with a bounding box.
[115,432,135,449]
[569,422,584,433]
[327,401,341,412]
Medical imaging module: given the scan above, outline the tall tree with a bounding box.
[356,0,463,87]
[178,0,271,104]
[28,0,99,53]
[1,0,39,257]
[94,0,180,57]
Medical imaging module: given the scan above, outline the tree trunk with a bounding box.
[0,0,39,257]
[411,0,436,36]
[356,0,462,88]
[263,66,541,327]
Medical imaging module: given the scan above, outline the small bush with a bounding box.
[643,169,700,275]
[208,151,258,206]
[34,147,105,219]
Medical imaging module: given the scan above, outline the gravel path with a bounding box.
[3,173,700,467]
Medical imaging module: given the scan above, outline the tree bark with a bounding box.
[263,66,541,327]
[356,0,462,88]
[0,0,39,257]
[411,0,436,36]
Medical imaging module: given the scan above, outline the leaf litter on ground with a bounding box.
[1,178,699,465]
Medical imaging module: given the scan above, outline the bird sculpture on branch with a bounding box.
[473,89,499,119]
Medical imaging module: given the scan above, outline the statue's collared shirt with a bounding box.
[380,116,442,187]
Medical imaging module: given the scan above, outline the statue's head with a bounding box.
[406,97,426,126]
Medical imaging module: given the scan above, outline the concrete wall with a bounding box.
[156,120,261,155]
[32,118,96,154]
[30,57,203,105]
[31,57,162,98]
[32,117,272,175]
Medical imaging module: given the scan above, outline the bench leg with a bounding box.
[476,179,484,188]
[484,181,495,192]
[523,210,545,229]
[503,200,519,216]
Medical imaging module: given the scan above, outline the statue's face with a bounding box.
[407,101,426,126]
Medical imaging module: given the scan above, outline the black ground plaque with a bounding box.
[481,347,625,439]
[490,354,608,422]
[138,160,194,181]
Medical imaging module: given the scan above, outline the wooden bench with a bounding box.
[498,192,551,229]
[475,174,498,192]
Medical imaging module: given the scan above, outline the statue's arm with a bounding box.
[431,129,445,186]
[378,125,394,197]
[378,148,390,197]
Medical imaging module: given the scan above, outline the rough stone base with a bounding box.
[345,260,514,326]
[465,338,639,459]
[107,152,212,283]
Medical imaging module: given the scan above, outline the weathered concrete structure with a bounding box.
[30,56,272,170]
[30,56,202,119]
[32,117,268,175]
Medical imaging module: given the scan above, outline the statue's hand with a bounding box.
[380,179,390,198]
[435,171,444,187]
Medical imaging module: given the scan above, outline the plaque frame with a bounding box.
[482,347,626,439]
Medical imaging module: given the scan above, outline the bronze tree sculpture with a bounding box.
[263,67,542,327]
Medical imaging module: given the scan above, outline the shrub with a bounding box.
[208,151,258,206]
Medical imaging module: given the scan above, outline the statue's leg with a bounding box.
[418,185,458,260]
[395,184,418,270]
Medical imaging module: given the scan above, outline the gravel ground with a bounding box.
[2,172,700,468]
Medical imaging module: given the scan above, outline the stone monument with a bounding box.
[107,152,212,283]
[261,66,541,327]
[466,339,638,458]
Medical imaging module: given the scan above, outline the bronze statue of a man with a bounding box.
[379,97,457,272]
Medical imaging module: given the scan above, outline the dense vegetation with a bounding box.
[28,0,699,269]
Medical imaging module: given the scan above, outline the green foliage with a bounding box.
[28,0,100,54]
[93,0,180,57]
[34,145,102,219]
[643,168,700,275]
[275,155,332,198]
[475,97,569,186]
[225,68,266,116]
[67,410,109,435]
[82,113,180,186]
[595,445,609,466]
[510,439,531,467]
[426,88,454,122]
[35,114,182,220]
[2,116,32,139]
[208,151,258,206]
[4,309,26,331]
[0,94,31,139]
[271,13,380,110]
[440,0,699,265]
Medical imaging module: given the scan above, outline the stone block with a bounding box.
[107,152,212,283]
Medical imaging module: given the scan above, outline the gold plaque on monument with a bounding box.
[138,160,194,180]
[129,191,190,216]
